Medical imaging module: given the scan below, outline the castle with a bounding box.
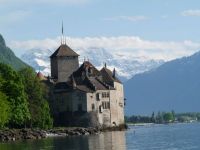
[47,41,125,127]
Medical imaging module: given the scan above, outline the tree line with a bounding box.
[126,111,200,124]
[0,63,53,129]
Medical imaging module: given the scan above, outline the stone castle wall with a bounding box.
[50,58,58,79]
[51,56,79,82]
[113,82,125,125]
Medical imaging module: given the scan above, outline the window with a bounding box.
[91,104,95,111]
[88,67,93,75]
[102,102,110,109]
[106,92,110,97]
[96,93,100,101]
[102,92,105,98]
[99,106,102,113]
[102,92,110,98]
[119,102,123,107]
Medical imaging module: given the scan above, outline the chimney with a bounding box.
[112,68,116,78]
[85,67,89,77]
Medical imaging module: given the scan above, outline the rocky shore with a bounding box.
[0,128,99,142]
[0,125,127,142]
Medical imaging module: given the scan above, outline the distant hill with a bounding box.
[0,34,27,70]
[125,51,200,115]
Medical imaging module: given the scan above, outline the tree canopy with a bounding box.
[0,63,52,129]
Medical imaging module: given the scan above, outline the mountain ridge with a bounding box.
[125,51,200,115]
[0,34,28,70]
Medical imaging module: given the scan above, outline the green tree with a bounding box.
[19,67,53,129]
[163,112,174,123]
[0,63,30,127]
[39,101,53,129]
[156,111,164,123]
[0,91,10,128]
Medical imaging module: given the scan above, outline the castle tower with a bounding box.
[50,44,79,82]
[50,23,79,82]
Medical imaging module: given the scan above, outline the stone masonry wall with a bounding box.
[57,56,79,82]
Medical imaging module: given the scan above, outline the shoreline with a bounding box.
[0,125,127,142]
[127,121,200,127]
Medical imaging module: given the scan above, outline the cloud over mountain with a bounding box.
[10,36,200,61]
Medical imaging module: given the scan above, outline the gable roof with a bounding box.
[50,44,79,58]
[73,61,101,77]
[53,61,120,93]
[71,61,116,92]
[100,67,121,84]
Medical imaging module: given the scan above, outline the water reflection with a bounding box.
[88,131,126,150]
[0,131,127,150]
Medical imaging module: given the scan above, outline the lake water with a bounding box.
[0,123,200,150]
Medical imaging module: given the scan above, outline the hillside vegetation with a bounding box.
[0,63,53,129]
[0,34,28,70]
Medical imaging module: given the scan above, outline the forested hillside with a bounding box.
[0,34,28,70]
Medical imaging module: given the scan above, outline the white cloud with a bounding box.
[104,15,148,22]
[9,36,200,61]
[0,0,89,5]
[181,9,200,16]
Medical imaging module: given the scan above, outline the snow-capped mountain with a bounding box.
[21,48,164,81]
[21,49,52,75]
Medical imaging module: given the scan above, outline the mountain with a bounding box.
[21,47,164,81]
[125,51,200,115]
[21,49,52,75]
[0,34,27,70]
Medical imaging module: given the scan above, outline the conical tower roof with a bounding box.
[50,44,79,58]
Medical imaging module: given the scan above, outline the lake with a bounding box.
[0,123,200,150]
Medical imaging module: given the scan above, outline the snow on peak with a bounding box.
[21,47,164,81]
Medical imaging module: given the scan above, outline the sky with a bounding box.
[1,0,200,60]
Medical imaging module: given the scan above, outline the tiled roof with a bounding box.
[50,44,79,58]
[76,85,94,93]
[87,77,108,90]
[73,61,101,77]
[53,61,120,93]
[100,67,121,84]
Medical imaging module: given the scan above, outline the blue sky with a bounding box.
[1,0,200,59]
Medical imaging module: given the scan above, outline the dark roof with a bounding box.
[100,67,121,84]
[87,77,109,90]
[76,85,94,93]
[73,61,101,77]
[53,61,119,93]
[50,44,79,58]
